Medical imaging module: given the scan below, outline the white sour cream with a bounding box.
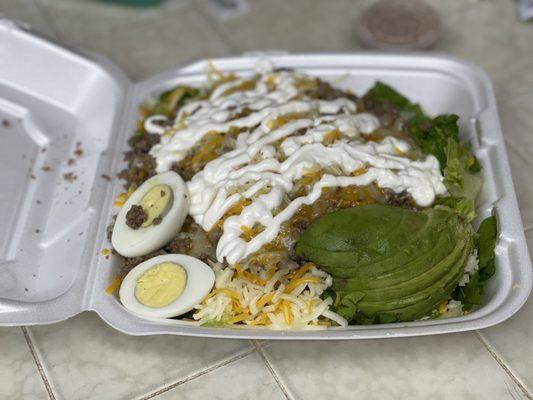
[146,67,447,264]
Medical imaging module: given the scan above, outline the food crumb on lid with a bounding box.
[101,174,111,181]
[63,172,77,182]
[41,165,52,172]
[74,141,83,157]
[2,119,9,128]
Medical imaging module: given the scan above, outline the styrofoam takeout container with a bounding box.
[0,19,531,339]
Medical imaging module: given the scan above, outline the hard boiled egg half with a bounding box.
[119,254,215,318]
[112,171,189,258]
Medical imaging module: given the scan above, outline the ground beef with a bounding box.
[316,80,358,103]
[170,126,244,181]
[298,78,359,103]
[359,95,400,127]
[118,132,160,188]
[292,216,310,232]
[125,205,147,229]
[382,189,418,210]
[171,162,195,181]
[164,217,217,263]
[121,249,167,277]
[127,131,160,154]
[107,215,117,242]
[232,107,253,119]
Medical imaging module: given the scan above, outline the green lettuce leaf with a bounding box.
[434,196,476,223]
[453,215,497,310]
[443,137,464,188]
[365,82,480,193]
[366,81,424,120]
[153,86,199,117]
[409,114,459,169]
[477,215,498,283]
[455,272,483,309]
[334,292,365,322]
[200,313,230,327]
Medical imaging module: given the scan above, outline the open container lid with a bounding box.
[0,18,129,323]
[0,18,531,339]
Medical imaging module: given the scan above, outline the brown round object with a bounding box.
[356,0,441,50]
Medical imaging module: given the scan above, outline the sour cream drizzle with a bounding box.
[146,67,447,264]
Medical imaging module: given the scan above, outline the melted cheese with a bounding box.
[146,67,447,264]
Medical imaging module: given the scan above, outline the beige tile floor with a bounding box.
[1,0,533,399]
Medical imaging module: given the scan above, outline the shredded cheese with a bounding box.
[105,275,122,295]
[193,262,347,329]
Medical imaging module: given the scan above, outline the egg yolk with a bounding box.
[140,184,173,228]
[135,262,186,308]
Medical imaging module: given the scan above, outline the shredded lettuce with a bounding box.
[201,314,230,327]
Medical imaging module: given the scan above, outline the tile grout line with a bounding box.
[473,331,532,399]
[21,327,57,400]
[253,341,293,400]
[138,346,257,400]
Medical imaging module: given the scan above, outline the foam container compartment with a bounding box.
[0,19,531,339]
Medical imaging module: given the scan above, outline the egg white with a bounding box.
[112,171,189,258]
[119,254,215,319]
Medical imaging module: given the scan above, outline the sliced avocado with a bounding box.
[330,213,458,282]
[295,205,428,270]
[299,207,459,279]
[334,230,467,293]
[349,239,471,320]
[372,244,471,322]
[295,204,476,324]
[351,237,470,302]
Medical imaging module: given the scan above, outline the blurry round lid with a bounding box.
[356,0,441,50]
